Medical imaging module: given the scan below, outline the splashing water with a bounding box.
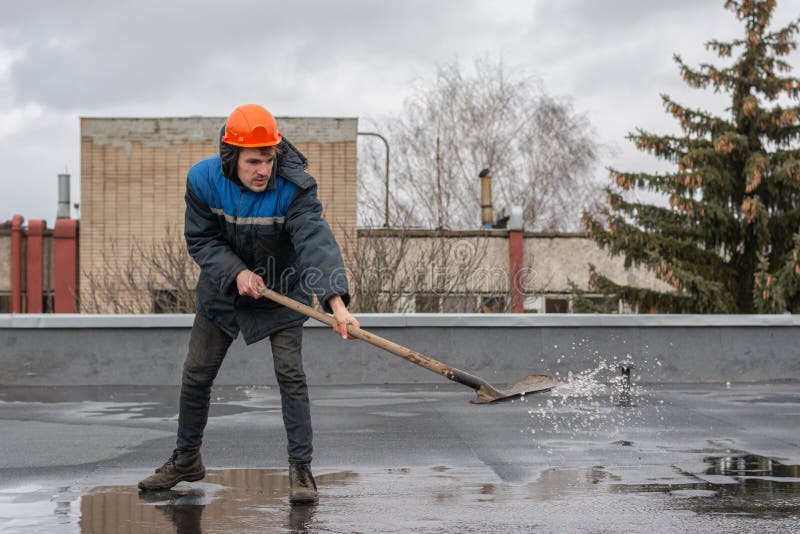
[552,360,614,400]
[518,356,664,453]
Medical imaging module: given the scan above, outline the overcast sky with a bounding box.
[1,0,798,225]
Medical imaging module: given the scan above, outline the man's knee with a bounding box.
[273,359,307,398]
[275,359,306,384]
[271,327,306,388]
[182,356,219,388]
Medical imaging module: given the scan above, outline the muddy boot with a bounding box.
[138,449,205,491]
[289,463,318,503]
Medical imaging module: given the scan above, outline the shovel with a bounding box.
[257,286,559,404]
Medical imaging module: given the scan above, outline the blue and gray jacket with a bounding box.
[185,138,350,344]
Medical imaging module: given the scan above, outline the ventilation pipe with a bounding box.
[479,168,493,229]
[57,173,71,219]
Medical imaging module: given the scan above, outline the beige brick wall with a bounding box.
[80,117,358,312]
[523,235,672,293]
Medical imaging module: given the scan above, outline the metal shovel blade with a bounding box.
[470,374,561,404]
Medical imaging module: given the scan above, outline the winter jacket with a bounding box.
[184,138,350,344]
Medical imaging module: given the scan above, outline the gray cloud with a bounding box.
[1,1,498,111]
[1,0,798,224]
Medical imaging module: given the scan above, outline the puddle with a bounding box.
[2,459,800,533]
[79,469,357,533]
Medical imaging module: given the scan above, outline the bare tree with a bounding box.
[359,57,602,231]
[341,219,550,313]
[82,221,548,314]
[339,225,413,312]
[82,225,198,313]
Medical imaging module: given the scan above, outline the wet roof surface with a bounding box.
[0,381,798,533]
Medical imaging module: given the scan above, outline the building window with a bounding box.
[545,297,569,313]
[442,295,478,313]
[42,292,54,313]
[0,294,11,313]
[584,296,619,313]
[523,295,543,313]
[414,294,440,313]
[480,295,506,313]
[152,289,181,313]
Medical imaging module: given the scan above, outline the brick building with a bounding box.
[79,116,357,312]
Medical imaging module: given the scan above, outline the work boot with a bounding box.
[289,463,318,503]
[138,449,205,491]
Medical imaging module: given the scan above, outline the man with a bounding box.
[138,104,359,503]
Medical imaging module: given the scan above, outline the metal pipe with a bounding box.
[357,132,390,228]
[479,168,493,229]
[616,361,635,407]
[57,173,71,219]
[436,135,442,230]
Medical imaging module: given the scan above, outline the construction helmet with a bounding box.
[222,104,282,147]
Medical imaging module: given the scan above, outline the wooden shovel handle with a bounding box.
[256,286,445,372]
[256,286,498,395]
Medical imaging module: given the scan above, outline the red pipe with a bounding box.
[10,214,24,313]
[53,219,79,313]
[26,220,46,313]
[508,230,525,313]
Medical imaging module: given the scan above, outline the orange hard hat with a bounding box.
[222,104,282,147]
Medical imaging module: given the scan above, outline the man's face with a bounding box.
[237,147,276,192]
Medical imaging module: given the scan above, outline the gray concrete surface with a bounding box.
[0,380,798,533]
[2,314,800,385]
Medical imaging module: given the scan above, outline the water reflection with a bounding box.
[610,453,800,519]
[136,490,204,534]
[79,468,355,533]
[287,503,316,533]
[527,466,621,501]
[705,453,800,479]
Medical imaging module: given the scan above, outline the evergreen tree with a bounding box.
[583,0,800,313]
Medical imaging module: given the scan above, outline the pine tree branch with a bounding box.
[768,150,800,184]
[706,38,739,58]
[747,72,800,100]
[767,208,800,242]
[675,54,738,92]
[610,167,744,220]
[605,191,735,245]
[661,95,733,137]
[588,267,696,313]
[750,105,800,143]
[754,233,800,312]
[568,279,612,313]
[626,129,712,161]
[601,214,730,275]
[764,20,800,56]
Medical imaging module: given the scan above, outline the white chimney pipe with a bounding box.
[57,173,71,219]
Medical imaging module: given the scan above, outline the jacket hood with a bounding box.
[218,125,314,190]
[276,138,315,190]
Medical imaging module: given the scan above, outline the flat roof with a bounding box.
[1,313,799,328]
